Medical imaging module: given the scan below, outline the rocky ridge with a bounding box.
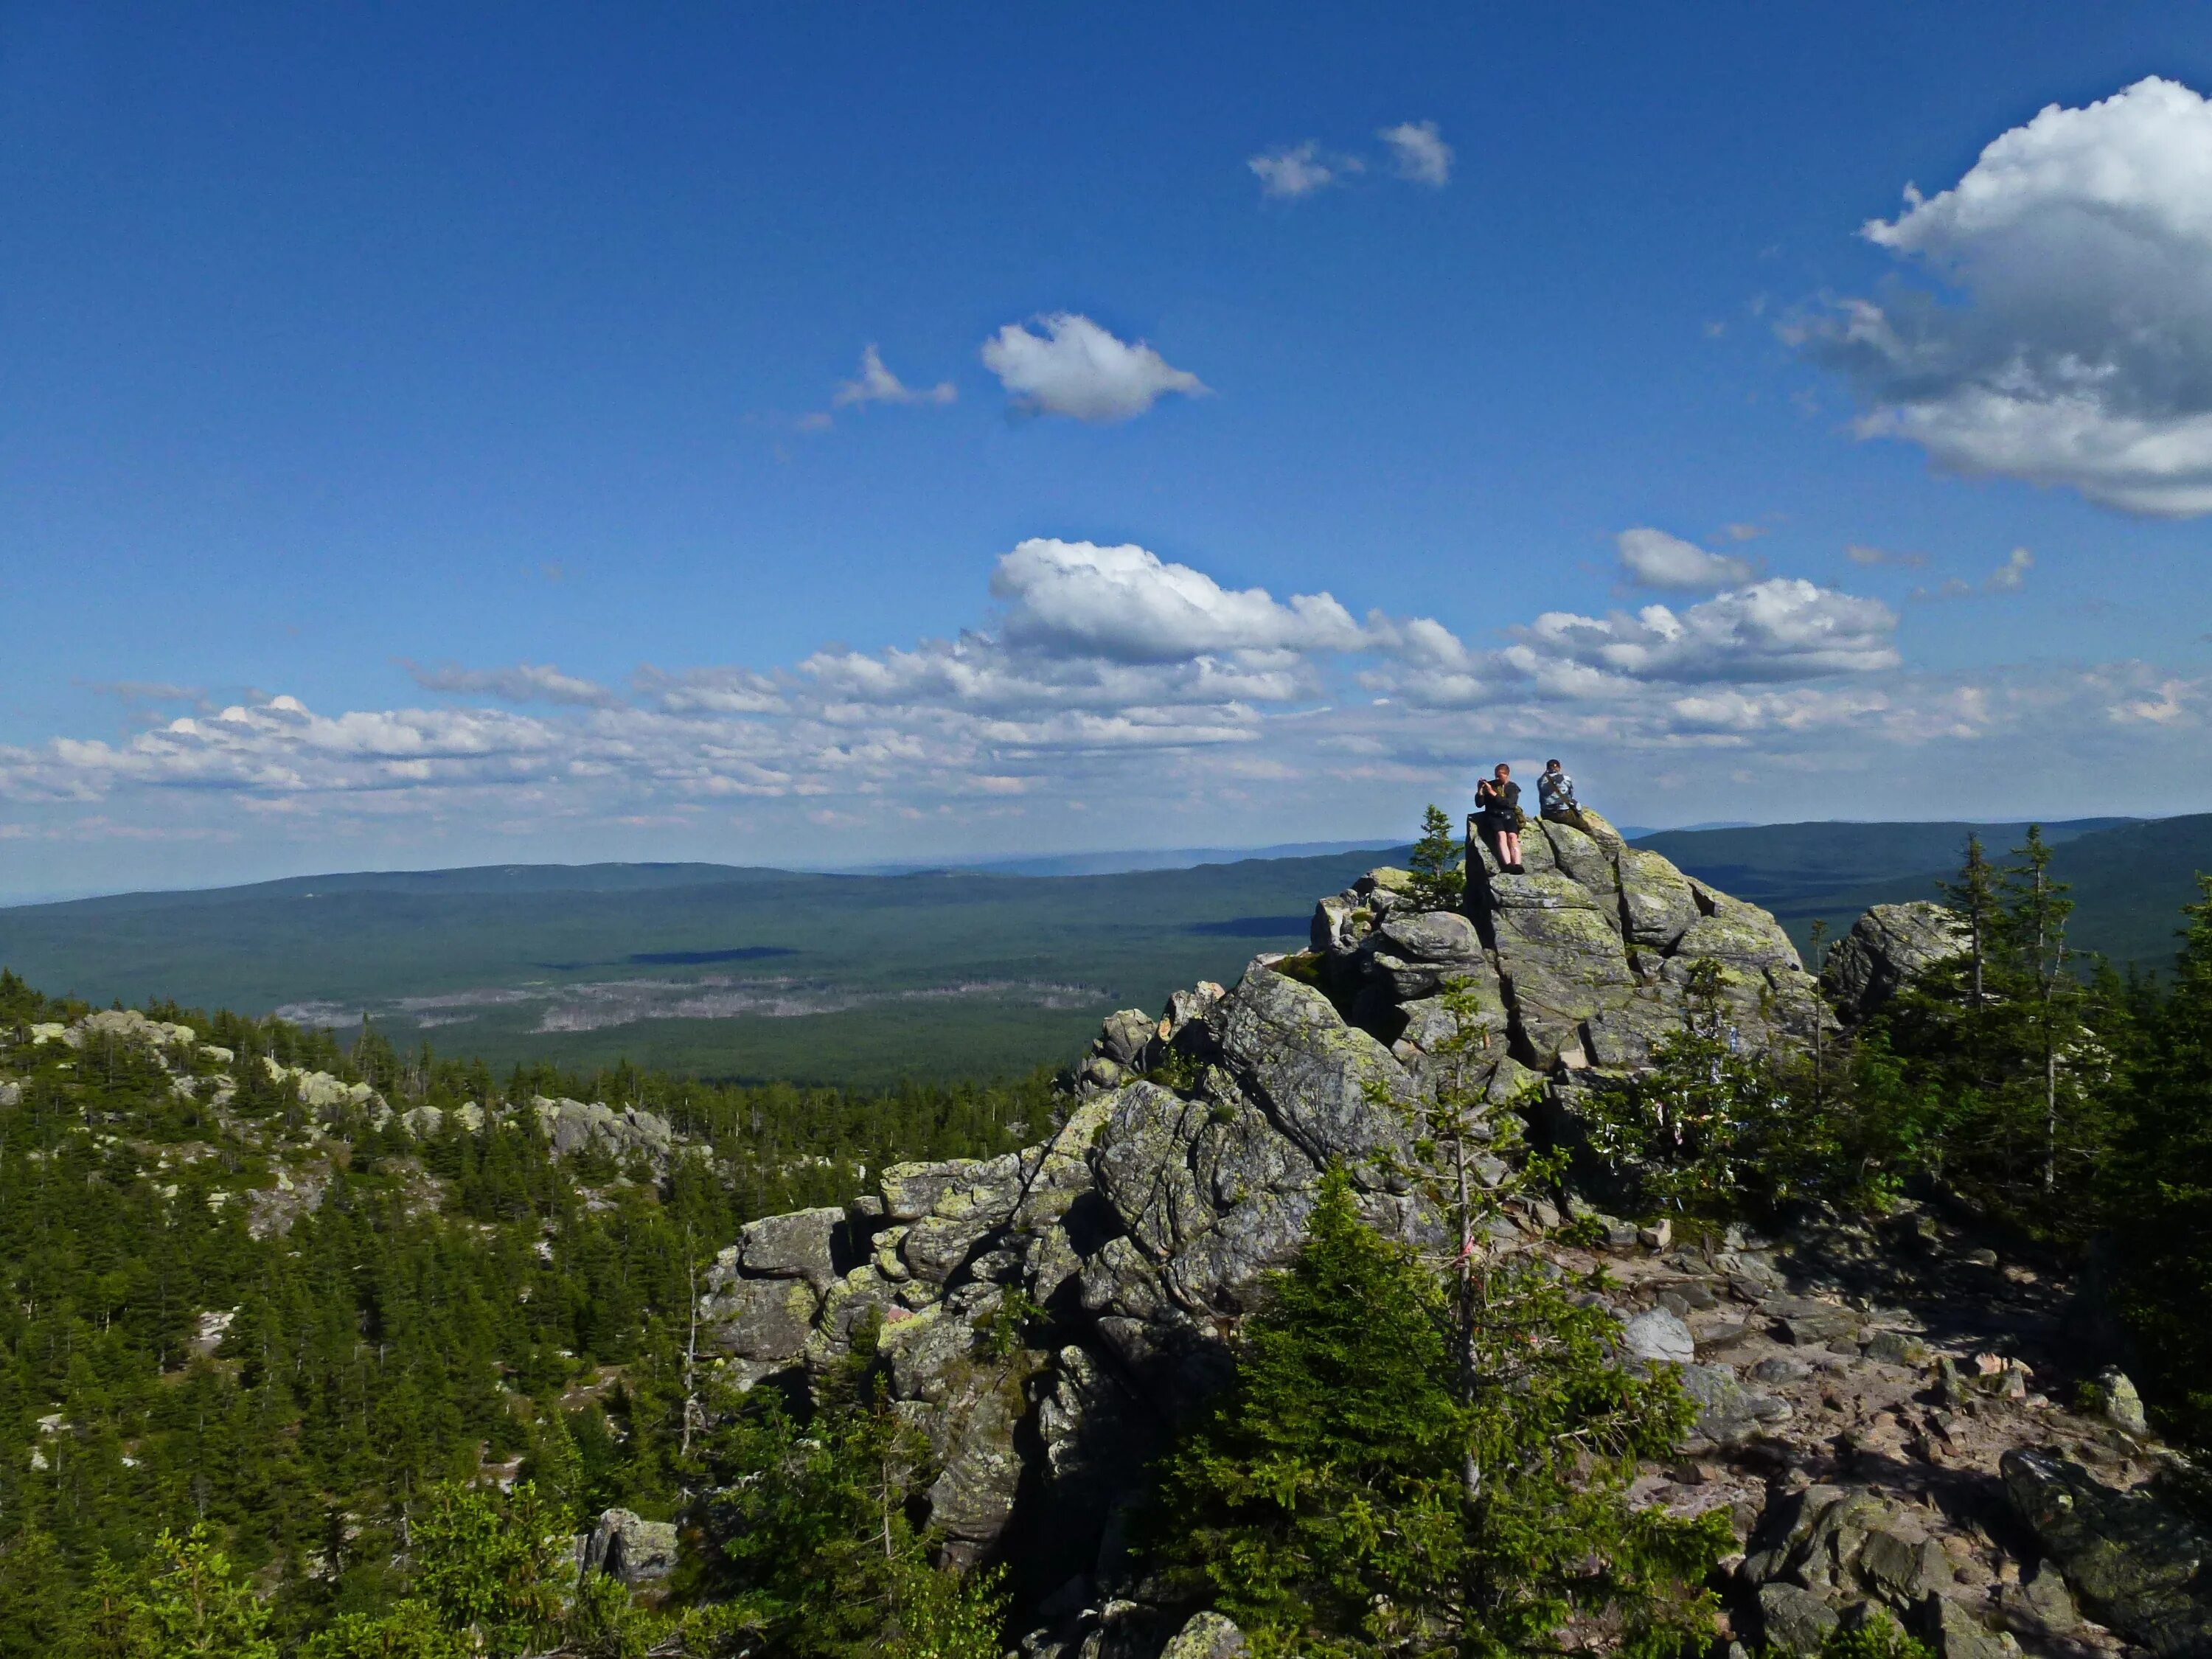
[11,1008,711,1237]
[696,816,2211,1659]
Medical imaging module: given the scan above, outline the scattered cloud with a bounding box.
[407,661,622,707]
[1793,76,2212,517]
[1248,142,1359,200]
[1251,123,1451,199]
[84,681,204,703]
[1378,120,1452,187]
[2110,677,2200,725]
[7,543,2200,855]
[832,344,956,411]
[1910,578,1978,602]
[981,314,1207,422]
[1906,547,2035,601]
[1985,546,2034,592]
[1847,543,1930,568]
[1719,522,1769,542]
[1615,526,1759,591]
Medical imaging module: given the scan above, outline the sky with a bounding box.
[4,2,2211,900]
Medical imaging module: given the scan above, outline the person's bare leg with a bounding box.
[1500,831,1520,869]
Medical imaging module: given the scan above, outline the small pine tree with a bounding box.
[0,1530,73,1659]
[1938,834,2000,1014]
[1408,804,1467,912]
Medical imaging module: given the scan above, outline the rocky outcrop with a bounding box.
[1822,901,1967,1025]
[688,838,2196,1659]
[1307,810,1831,1081]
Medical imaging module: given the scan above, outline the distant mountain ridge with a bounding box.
[1638,815,2205,969]
[3,816,2205,1085]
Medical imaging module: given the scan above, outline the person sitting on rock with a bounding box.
[1473,762,1524,874]
[1537,758,1580,826]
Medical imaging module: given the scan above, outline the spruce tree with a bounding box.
[1408,804,1467,913]
[1151,1167,1724,1658]
[692,1321,1006,1659]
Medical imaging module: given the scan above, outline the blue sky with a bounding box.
[4,3,2211,897]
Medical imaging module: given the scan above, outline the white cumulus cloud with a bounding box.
[990,539,1366,663]
[1512,580,1901,684]
[1798,76,2212,516]
[1379,120,1453,186]
[1249,142,1357,199]
[1615,526,1759,590]
[980,314,1208,422]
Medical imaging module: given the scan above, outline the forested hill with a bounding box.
[0,848,1406,1085]
[0,970,1041,1652]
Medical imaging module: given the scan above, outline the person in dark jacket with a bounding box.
[1472,762,1524,873]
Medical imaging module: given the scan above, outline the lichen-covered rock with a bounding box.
[1209,964,1415,1183]
[581,1508,678,1585]
[1822,901,1967,1024]
[1540,818,1620,904]
[881,1158,989,1222]
[1759,1582,1840,1655]
[1374,909,1484,963]
[1677,1362,1790,1446]
[1617,848,1703,947]
[1361,909,1495,1001]
[901,1152,1027,1284]
[681,839,1889,1638]
[1160,1611,1250,1659]
[1093,1083,1218,1257]
[2090,1367,2151,1436]
[529,1095,678,1164]
[1676,900,1802,972]
[699,1268,818,1363]
[2002,1447,2212,1655]
[1931,1593,2024,1659]
[739,1206,843,1290]
[1622,1306,1695,1364]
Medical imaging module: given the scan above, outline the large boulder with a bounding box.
[737,1207,844,1291]
[1823,901,1967,1023]
[581,1509,678,1586]
[1617,848,1702,948]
